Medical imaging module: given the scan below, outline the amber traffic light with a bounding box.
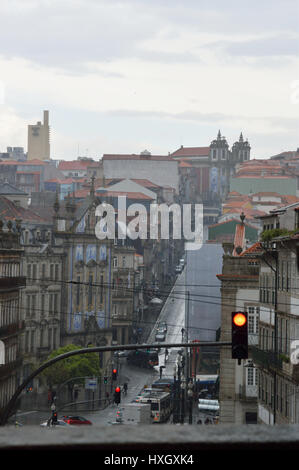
[233,312,247,327]
[232,311,248,362]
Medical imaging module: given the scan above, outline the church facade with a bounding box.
[171,131,251,203]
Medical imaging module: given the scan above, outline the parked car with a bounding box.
[175,265,182,274]
[155,330,166,342]
[61,415,92,425]
[179,258,185,267]
[156,321,167,333]
[114,350,130,358]
[40,419,70,428]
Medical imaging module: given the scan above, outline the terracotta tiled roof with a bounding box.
[240,242,263,256]
[131,179,161,188]
[0,196,49,223]
[102,154,174,161]
[58,160,93,170]
[171,147,210,157]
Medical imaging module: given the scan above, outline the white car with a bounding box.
[40,419,71,428]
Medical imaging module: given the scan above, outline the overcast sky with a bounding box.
[0,0,298,160]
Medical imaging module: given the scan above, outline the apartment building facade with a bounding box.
[218,221,260,424]
[53,189,114,371]
[20,237,65,388]
[252,205,299,424]
[0,220,25,415]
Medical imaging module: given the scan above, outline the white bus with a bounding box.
[134,389,172,423]
[197,399,219,424]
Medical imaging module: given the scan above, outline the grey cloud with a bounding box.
[0,0,298,72]
[221,35,299,58]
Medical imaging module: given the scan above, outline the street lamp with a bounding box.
[187,380,194,424]
[180,375,186,424]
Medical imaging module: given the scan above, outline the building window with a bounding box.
[32,264,37,281]
[88,275,93,306]
[247,306,259,336]
[113,256,118,268]
[41,294,45,317]
[41,263,46,279]
[100,274,104,304]
[76,276,80,306]
[55,264,59,281]
[40,327,44,348]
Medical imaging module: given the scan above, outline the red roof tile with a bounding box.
[102,154,174,161]
[240,242,263,256]
[171,147,210,157]
[58,160,93,170]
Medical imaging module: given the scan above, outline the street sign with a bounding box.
[85,378,98,390]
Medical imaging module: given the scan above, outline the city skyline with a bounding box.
[0,0,298,160]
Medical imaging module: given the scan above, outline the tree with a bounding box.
[41,344,102,392]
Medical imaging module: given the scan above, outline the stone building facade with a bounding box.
[20,237,64,388]
[53,190,114,371]
[252,208,299,424]
[0,220,25,415]
[217,221,260,424]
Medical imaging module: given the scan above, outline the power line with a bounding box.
[23,275,299,309]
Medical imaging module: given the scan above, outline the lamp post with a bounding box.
[187,380,193,424]
[180,375,186,424]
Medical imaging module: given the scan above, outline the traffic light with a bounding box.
[52,411,58,424]
[232,311,248,363]
[112,368,117,381]
[114,386,121,405]
[103,376,108,385]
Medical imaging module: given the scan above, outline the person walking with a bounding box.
[123,382,128,396]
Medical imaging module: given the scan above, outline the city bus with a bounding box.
[195,374,219,398]
[134,389,172,423]
[197,399,219,424]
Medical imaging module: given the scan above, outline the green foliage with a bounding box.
[260,228,290,242]
[41,344,101,388]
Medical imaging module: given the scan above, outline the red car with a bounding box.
[61,415,92,425]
